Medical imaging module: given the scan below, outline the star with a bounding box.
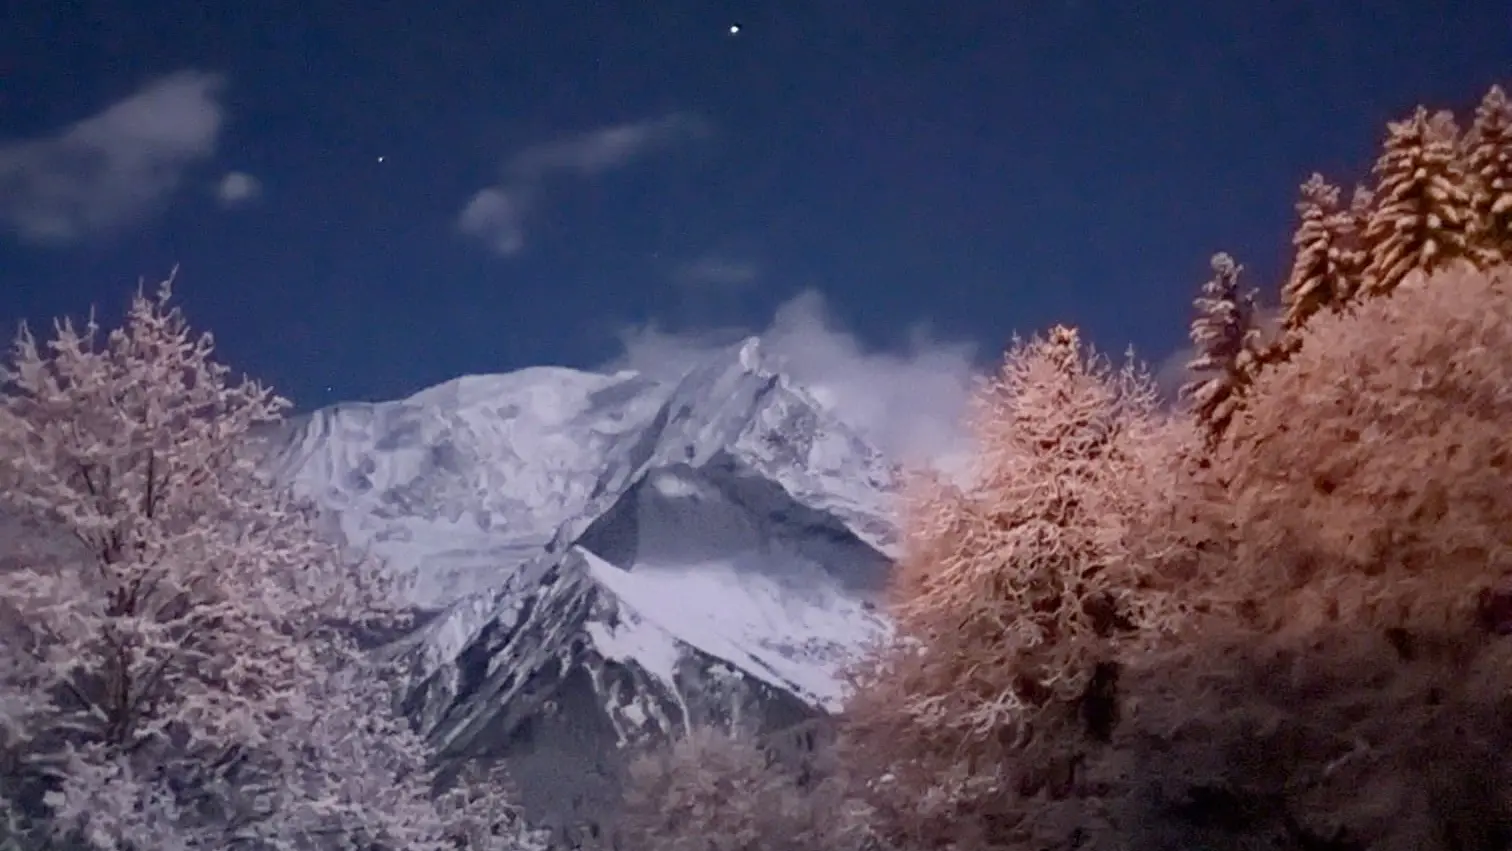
[376,156,385,163]
[728,24,741,35]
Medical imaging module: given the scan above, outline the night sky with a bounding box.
[2,2,1508,428]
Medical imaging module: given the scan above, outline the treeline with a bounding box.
[614,83,1512,851]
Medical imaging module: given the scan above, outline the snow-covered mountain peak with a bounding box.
[266,338,897,607]
[261,339,902,838]
[403,366,625,419]
[737,334,763,370]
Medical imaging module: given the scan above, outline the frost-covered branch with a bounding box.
[0,277,534,851]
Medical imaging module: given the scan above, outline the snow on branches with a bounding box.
[1183,253,1267,443]
[0,278,534,851]
[852,326,1197,755]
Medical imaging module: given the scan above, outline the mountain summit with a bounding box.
[262,337,901,838]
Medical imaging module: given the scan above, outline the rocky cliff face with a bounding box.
[262,337,900,840]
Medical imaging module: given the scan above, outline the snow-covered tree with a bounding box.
[1281,175,1367,332]
[432,760,551,851]
[1223,262,1512,633]
[1182,253,1266,444]
[0,279,537,851]
[1466,84,1512,265]
[1360,107,1477,298]
[617,726,878,851]
[881,325,1192,735]
[841,326,1201,848]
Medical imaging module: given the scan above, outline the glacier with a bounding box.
[260,336,902,839]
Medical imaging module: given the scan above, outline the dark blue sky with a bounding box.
[2,1,1508,411]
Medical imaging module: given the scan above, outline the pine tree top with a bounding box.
[1186,252,1259,374]
[1467,85,1512,205]
[1298,173,1342,215]
[1371,108,1469,202]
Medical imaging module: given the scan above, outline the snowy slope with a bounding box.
[576,457,891,707]
[266,338,893,799]
[263,336,901,839]
[261,366,671,607]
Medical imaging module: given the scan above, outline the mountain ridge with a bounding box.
[262,336,902,839]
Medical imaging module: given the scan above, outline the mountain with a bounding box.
[261,337,901,839]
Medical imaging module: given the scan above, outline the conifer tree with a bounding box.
[1343,182,1376,284]
[1182,253,1264,444]
[1360,108,1476,298]
[1281,175,1367,333]
[1466,84,1512,264]
[1348,183,1376,236]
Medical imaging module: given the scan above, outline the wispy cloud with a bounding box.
[507,113,709,180]
[215,170,261,207]
[606,289,982,472]
[456,186,533,256]
[672,254,761,291]
[459,113,709,256]
[0,71,225,245]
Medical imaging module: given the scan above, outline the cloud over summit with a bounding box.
[606,289,982,473]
